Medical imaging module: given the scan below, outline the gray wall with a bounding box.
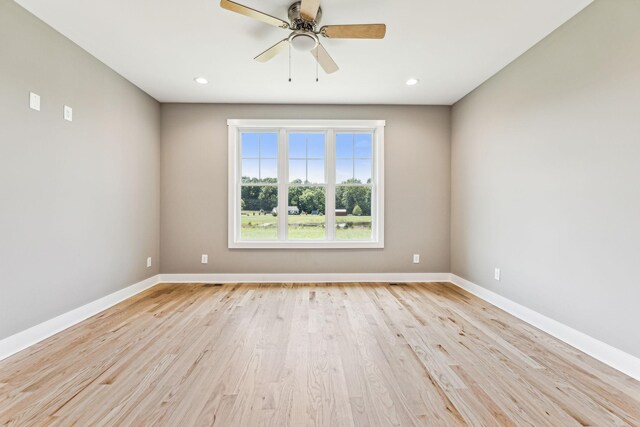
[451,0,640,357]
[0,1,161,339]
[161,104,451,274]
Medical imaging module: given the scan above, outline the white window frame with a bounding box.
[228,119,385,249]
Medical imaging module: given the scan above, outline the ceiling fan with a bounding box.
[220,0,386,74]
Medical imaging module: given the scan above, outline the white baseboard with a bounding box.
[4,272,638,383]
[159,272,451,284]
[449,274,640,381]
[0,274,161,362]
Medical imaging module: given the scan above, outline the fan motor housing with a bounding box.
[288,1,322,30]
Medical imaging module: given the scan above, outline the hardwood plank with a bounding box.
[0,282,638,426]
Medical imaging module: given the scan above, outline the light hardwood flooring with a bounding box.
[0,282,639,426]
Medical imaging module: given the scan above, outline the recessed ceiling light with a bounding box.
[406,78,419,86]
[194,77,209,85]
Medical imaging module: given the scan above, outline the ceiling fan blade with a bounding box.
[254,39,290,63]
[320,24,386,39]
[300,0,321,21]
[220,0,290,29]
[311,43,338,74]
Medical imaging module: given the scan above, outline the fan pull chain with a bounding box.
[288,43,292,82]
[315,47,319,82]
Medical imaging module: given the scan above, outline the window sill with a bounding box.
[228,240,384,249]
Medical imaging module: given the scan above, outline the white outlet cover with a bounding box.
[147,257,152,268]
[201,254,208,264]
[494,268,501,281]
[63,105,73,121]
[29,92,40,111]
[413,254,420,264]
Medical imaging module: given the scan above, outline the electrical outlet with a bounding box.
[147,257,152,268]
[63,105,73,122]
[494,268,501,281]
[413,254,420,264]
[29,92,41,111]
[201,254,209,264]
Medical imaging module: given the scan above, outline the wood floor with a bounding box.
[0,283,639,426]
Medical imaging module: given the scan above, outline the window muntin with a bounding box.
[229,120,384,248]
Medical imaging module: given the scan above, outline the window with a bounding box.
[228,120,385,248]
[239,132,278,240]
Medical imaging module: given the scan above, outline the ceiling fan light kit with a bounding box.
[219,0,386,76]
[289,31,318,51]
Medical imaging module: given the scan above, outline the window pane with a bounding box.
[288,133,325,185]
[241,133,260,158]
[307,160,325,184]
[241,159,260,182]
[242,132,278,183]
[260,134,278,158]
[336,159,352,184]
[354,159,372,184]
[335,186,372,240]
[288,186,326,240]
[336,134,353,158]
[241,186,278,240]
[307,134,325,158]
[289,135,306,158]
[289,159,306,183]
[354,134,372,158]
[260,159,278,181]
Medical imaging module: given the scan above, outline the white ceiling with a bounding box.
[15,0,592,105]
